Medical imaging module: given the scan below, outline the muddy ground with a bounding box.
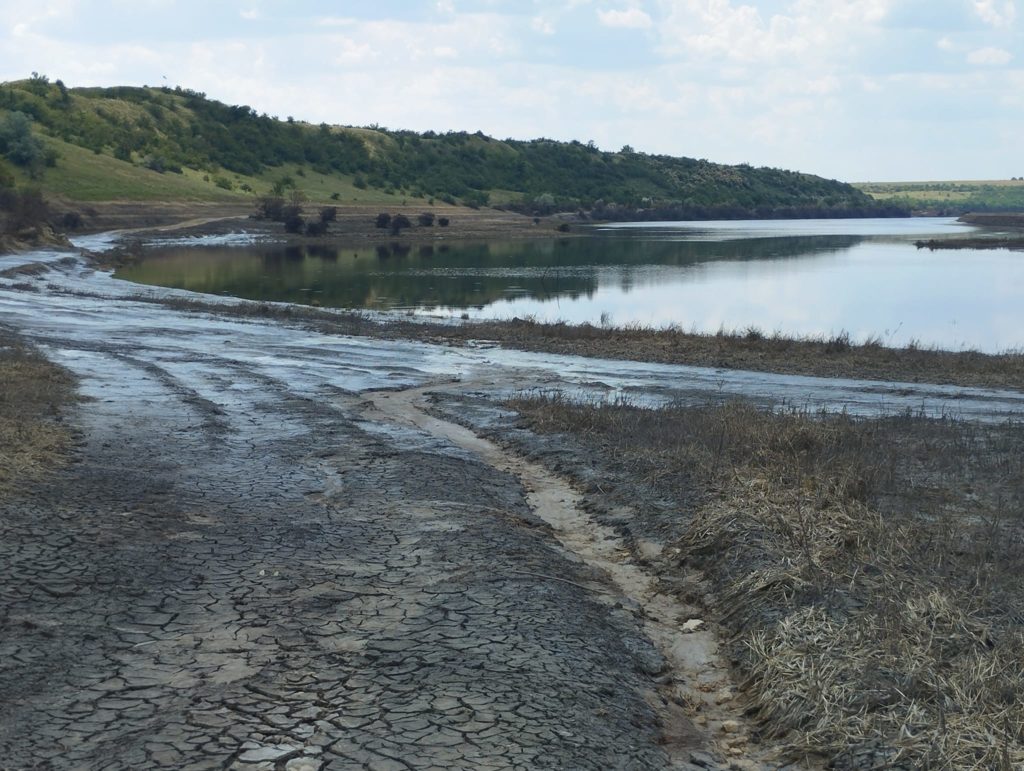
[2,234,1023,770]
[0,242,804,771]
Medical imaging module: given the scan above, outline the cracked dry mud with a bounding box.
[0,257,744,768]
[9,244,1021,769]
[1,375,695,769]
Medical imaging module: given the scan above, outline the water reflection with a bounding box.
[114,218,1024,352]
[120,233,864,310]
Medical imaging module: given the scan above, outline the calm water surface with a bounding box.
[116,217,1024,352]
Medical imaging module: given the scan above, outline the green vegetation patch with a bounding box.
[857,179,1024,214]
[1,75,903,217]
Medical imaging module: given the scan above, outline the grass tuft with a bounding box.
[509,396,1024,769]
[0,328,77,494]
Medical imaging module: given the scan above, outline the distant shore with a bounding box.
[64,200,577,244]
[914,211,1024,250]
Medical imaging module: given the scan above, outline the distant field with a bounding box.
[855,179,1024,212]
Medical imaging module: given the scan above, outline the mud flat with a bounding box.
[1,237,1023,769]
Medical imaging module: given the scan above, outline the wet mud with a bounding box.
[2,239,1022,769]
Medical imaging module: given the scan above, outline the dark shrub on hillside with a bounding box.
[389,214,411,235]
[305,220,328,236]
[375,212,391,229]
[59,211,83,230]
[418,212,435,227]
[320,206,337,223]
[282,204,305,233]
[438,217,449,227]
[256,196,286,221]
[0,186,48,233]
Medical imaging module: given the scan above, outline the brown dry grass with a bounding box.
[0,328,76,494]
[460,320,1024,391]
[510,397,1024,770]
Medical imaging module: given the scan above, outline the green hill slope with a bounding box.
[0,76,905,217]
[857,180,1024,215]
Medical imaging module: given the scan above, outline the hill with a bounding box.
[856,179,1024,215]
[0,75,905,219]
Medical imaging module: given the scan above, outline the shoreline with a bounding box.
[65,200,580,243]
[17,206,1024,390]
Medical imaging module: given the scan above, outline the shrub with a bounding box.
[0,186,48,233]
[305,220,328,237]
[59,211,83,230]
[319,206,337,223]
[389,214,411,235]
[255,196,285,221]
[0,112,46,172]
[375,212,391,229]
[438,217,450,227]
[418,212,435,227]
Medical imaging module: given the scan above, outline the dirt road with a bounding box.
[0,246,735,770]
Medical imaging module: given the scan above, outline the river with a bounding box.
[114,217,1024,352]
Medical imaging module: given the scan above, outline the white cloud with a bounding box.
[239,9,261,21]
[967,45,1013,64]
[531,15,555,34]
[331,38,377,65]
[972,0,1016,27]
[0,0,1016,181]
[656,0,895,64]
[597,8,653,28]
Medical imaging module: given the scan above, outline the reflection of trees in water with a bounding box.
[119,234,864,311]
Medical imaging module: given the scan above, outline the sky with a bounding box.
[0,0,1020,182]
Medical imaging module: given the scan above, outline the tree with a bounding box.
[389,214,411,235]
[0,112,47,175]
[255,196,285,220]
[282,204,304,233]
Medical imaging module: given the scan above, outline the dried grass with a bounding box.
[0,328,76,494]
[510,396,1024,769]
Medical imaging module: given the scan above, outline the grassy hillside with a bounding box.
[0,75,903,217]
[856,179,1024,215]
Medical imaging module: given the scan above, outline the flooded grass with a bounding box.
[0,328,77,495]
[103,287,1024,392]
[508,396,1024,769]
[451,318,1024,390]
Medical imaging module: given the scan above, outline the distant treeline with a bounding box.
[0,75,909,218]
[530,200,908,222]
